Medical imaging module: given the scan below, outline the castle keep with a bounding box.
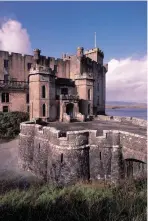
[0,47,107,121]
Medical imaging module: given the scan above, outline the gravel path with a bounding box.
[0,138,40,190]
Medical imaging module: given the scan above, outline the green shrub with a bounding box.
[0,178,146,221]
[0,111,29,139]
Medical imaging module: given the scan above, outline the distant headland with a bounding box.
[106,101,147,109]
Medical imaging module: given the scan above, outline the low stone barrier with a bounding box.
[97,115,147,127]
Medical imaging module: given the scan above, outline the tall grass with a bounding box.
[0,177,146,221]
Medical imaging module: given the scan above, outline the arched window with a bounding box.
[88,89,91,100]
[42,85,46,98]
[42,104,46,117]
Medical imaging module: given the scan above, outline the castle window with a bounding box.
[88,104,90,115]
[61,153,63,163]
[1,93,9,103]
[3,106,8,112]
[100,152,102,160]
[42,104,46,117]
[4,60,9,69]
[26,93,29,103]
[27,63,32,71]
[42,85,46,98]
[88,89,91,100]
[27,106,29,113]
[61,88,68,95]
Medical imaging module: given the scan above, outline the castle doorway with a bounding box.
[66,103,74,118]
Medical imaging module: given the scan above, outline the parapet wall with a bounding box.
[97,115,147,128]
[19,121,147,186]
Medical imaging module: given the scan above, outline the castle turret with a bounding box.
[84,48,104,64]
[29,49,56,121]
[33,49,41,64]
[75,72,94,116]
[77,47,84,57]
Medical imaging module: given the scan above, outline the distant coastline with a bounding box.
[106,104,147,110]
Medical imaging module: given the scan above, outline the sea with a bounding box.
[106,108,147,120]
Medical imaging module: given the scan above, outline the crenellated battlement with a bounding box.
[19,119,147,186]
[84,48,104,58]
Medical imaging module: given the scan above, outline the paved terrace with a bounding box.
[48,119,147,136]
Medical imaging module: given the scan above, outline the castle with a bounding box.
[1,45,146,186]
[0,47,108,121]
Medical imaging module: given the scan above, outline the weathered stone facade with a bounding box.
[19,120,147,186]
[0,47,107,116]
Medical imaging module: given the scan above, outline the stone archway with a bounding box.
[66,103,74,118]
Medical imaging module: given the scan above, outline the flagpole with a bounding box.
[94,32,96,48]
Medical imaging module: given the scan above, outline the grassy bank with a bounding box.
[0,178,146,221]
[0,112,29,140]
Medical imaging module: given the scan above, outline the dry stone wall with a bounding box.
[19,121,147,186]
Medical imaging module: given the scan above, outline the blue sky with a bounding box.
[0,1,146,63]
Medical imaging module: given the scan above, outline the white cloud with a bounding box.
[106,56,147,103]
[0,18,32,54]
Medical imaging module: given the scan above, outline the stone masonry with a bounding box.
[19,118,147,187]
[0,47,107,117]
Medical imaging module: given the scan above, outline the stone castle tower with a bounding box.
[27,46,107,122]
[74,47,94,115]
[29,49,57,121]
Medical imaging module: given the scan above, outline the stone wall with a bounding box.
[0,91,28,112]
[19,121,147,186]
[97,115,147,127]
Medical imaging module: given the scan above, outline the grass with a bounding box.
[0,111,29,140]
[0,177,146,221]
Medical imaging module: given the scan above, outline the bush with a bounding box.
[0,178,146,221]
[0,112,29,140]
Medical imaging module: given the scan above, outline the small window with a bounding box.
[42,85,46,98]
[26,93,29,103]
[100,152,101,160]
[61,88,68,95]
[1,93,5,103]
[27,63,32,71]
[88,104,90,115]
[61,153,63,163]
[3,106,8,112]
[42,104,46,117]
[27,106,29,113]
[1,93,9,103]
[88,89,91,100]
[6,93,9,102]
[4,60,9,69]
